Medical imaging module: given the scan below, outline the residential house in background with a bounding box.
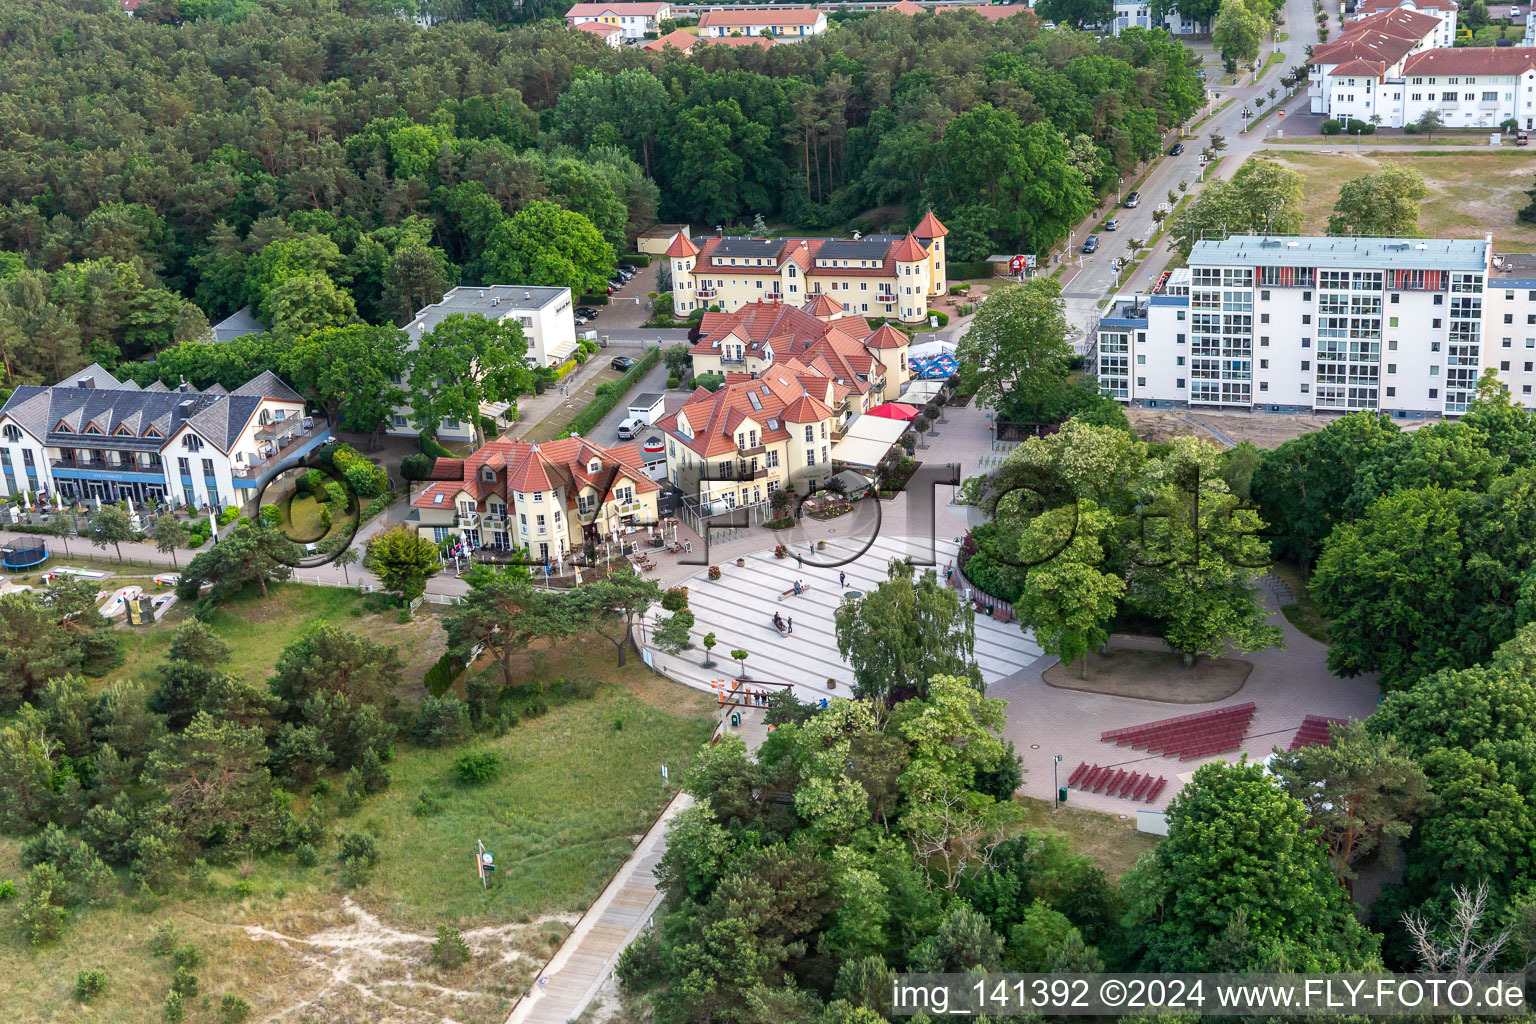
[1350,0,1457,46]
[1308,6,1536,128]
[564,1,673,38]
[573,19,624,45]
[642,30,702,52]
[665,212,949,323]
[698,6,828,38]
[1110,0,1207,35]
[387,285,576,445]
[0,365,323,512]
[409,436,660,558]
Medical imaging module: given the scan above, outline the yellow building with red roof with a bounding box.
[409,436,660,557]
[665,214,948,325]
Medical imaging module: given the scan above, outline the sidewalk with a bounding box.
[505,707,772,1024]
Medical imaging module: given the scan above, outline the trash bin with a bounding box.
[730,711,741,728]
[1058,787,1069,804]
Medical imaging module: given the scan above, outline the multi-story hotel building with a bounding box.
[0,365,324,511]
[564,1,674,38]
[665,213,948,324]
[409,436,660,558]
[1096,235,1493,418]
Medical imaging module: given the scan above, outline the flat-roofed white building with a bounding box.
[388,286,576,444]
[1096,235,1493,419]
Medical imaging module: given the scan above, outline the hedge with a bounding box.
[948,260,994,280]
[424,652,467,697]
[555,359,578,379]
[560,346,661,438]
[578,293,610,305]
[419,433,460,459]
[622,253,652,267]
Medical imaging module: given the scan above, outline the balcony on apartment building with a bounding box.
[735,459,768,481]
[232,418,332,480]
[736,439,766,457]
[50,451,165,477]
[695,287,719,300]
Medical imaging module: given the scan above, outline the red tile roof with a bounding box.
[1353,0,1454,13]
[566,1,669,15]
[413,437,658,511]
[782,394,834,422]
[1313,6,1440,65]
[889,0,926,12]
[803,293,845,317]
[574,19,621,35]
[700,5,821,24]
[657,360,839,458]
[865,324,910,349]
[700,33,777,46]
[1328,57,1389,77]
[1403,47,1536,75]
[890,233,929,262]
[644,28,700,50]
[664,232,700,258]
[914,210,949,239]
[936,2,1033,19]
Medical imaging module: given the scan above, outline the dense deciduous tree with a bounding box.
[1329,166,1429,237]
[834,558,981,703]
[406,313,534,449]
[956,277,1075,426]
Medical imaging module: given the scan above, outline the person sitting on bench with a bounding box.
[793,579,803,595]
[773,612,786,633]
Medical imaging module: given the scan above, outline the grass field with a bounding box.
[1259,149,1536,251]
[1016,798,1160,879]
[0,630,718,1024]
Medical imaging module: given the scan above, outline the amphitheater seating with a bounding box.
[1064,760,1168,804]
[1099,702,1256,760]
[1288,714,1346,750]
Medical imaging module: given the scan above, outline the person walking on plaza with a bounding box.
[839,570,846,588]
[787,617,793,634]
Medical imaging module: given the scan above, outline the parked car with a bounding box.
[1082,235,1100,254]
[1104,218,1119,231]
[576,306,599,319]
[1123,191,1141,208]
[1169,142,1185,156]
[574,315,588,326]
[610,356,636,372]
[617,416,645,440]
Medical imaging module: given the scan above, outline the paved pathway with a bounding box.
[505,707,772,1024]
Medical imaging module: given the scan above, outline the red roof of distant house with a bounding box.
[889,0,926,13]
[803,293,846,317]
[665,232,700,258]
[1329,57,1390,77]
[1403,47,1536,74]
[913,210,949,239]
[1353,0,1455,14]
[1312,6,1440,65]
[889,234,929,263]
[644,28,700,50]
[574,20,622,35]
[565,1,669,16]
[699,6,821,24]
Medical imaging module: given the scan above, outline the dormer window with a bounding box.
[183,434,203,452]
[481,466,496,483]
[85,423,103,435]
[2,425,19,443]
[54,420,72,433]
[588,459,601,473]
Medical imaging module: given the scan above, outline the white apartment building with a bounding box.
[0,365,323,512]
[1111,0,1205,35]
[388,285,576,444]
[564,1,673,38]
[1484,253,1536,402]
[1097,235,1492,419]
[1310,6,1536,129]
[696,6,829,38]
[1350,0,1457,47]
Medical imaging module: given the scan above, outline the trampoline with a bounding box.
[2,545,49,570]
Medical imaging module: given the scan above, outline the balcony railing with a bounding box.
[737,442,765,456]
[481,513,506,529]
[50,456,162,473]
[457,513,480,530]
[696,287,718,299]
[736,461,768,481]
[232,419,331,479]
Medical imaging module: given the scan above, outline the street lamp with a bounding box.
[1053,754,1064,809]
[1117,176,1124,205]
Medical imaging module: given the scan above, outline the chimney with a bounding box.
[76,376,94,389]
[177,377,189,393]
[174,400,193,425]
[524,291,531,301]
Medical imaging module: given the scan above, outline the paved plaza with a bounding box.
[641,532,1044,703]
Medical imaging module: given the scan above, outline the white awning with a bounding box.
[901,379,946,403]
[907,340,956,361]
[831,413,908,468]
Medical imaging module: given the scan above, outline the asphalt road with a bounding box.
[1059,0,1322,335]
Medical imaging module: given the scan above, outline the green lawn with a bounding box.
[1259,150,1536,251]
[1016,797,1160,879]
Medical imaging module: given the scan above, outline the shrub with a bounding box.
[336,832,380,867]
[666,374,680,388]
[173,943,201,971]
[660,587,689,611]
[258,504,282,526]
[220,994,252,1024]
[171,966,199,998]
[693,372,725,392]
[431,925,473,968]
[1345,118,1375,135]
[412,789,444,817]
[924,310,950,326]
[74,969,107,1002]
[0,880,15,901]
[218,506,240,526]
[344,462,386,498]
[1320,118,1342,135]
[295,842,318,868]
[400,453,432,480]
[164,990,185,1023]
[453,750,501,784]
[419,433,459,460]
[323,481,347,507]
[149,921,180,956]
[413,695,472,747]
[424,653,467,696]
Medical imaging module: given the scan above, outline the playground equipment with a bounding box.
[98,585,144,620]
[1,545,49,570]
